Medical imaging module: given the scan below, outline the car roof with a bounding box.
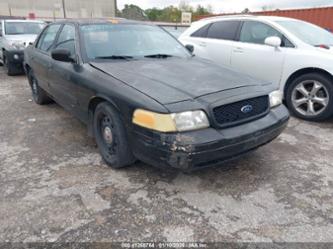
[4,19,45,23]
[51,18,150,26]
[199,15,298,23]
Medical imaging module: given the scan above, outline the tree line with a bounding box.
[117,3,213,22]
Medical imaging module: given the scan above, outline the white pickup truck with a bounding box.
[0,19,45,75]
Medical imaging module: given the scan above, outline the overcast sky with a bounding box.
[117,0,333,13]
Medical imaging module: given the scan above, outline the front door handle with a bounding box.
[198,42,207,47]
[233,47,244,53]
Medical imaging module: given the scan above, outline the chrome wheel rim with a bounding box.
[103,126,113,144]
[100,115,117,156]
[291,80,329,116]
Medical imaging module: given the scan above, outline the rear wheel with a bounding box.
[286,73,333,121]
[93,102,135,168]
[27,70,52,105]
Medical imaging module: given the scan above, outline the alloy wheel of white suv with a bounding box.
[286,73,333,121]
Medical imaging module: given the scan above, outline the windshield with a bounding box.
[161,26,187,38]
[80,24,190,60]
[277,20,333,46]
[5,22,45,35]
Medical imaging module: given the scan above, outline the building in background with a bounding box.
[196,6,333,32]
[0,0,116,20]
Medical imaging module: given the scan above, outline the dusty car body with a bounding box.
[24,19,289,171]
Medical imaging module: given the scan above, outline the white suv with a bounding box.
[0,19,45,75]
[179,15,333,121]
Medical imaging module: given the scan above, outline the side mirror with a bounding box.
[185,44,194,53]
[264,36,281,48]
[51,49,75,63]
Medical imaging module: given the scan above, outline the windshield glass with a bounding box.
[80,24,190,59]
[277,20,333,46]
[5,22,44,35]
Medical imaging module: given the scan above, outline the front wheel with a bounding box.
[286,73,333,121]
[27,70,52,105]
[93,102,135,168]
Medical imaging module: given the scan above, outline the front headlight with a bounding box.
[269,90,283,108]
[133,109,210,132]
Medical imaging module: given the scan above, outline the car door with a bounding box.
[182,21,241,68]
[231,21,293,86]
[203,20,242,68]
[0,21,4,61]
[30,24,62,92]
[48,24,78,112]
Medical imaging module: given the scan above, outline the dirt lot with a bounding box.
[0,66,332,243]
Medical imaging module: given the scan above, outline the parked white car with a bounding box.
[0,19,45,75]
[179,15,333,121]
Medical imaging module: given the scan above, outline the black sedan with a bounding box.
[24,19,289,170]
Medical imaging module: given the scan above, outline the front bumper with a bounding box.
[5,49,24,64]
[130,105,289,170]
[4,50,25,73]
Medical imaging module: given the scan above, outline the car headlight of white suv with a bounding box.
[269,90,283,108]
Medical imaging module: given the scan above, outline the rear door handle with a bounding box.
[198,42,207,47]
[233,47,244,53]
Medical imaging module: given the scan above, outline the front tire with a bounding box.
[286,73,333,121]
[27,70,52,105]
[93,102,135,168]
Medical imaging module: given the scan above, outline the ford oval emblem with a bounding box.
[241,105,253,114]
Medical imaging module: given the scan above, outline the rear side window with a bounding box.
[206,21,240,40]
[54,24,76,56]
[191,24,211,38]
[36,24,61,52]
[239,21,294,47]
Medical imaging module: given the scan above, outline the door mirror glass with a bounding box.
[51,49,74,62]
[185,44,194,53]
[265,36,282,48]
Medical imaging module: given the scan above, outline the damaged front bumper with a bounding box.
[131,105,289,171]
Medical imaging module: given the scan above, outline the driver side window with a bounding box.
[54,24,76,57]
[239,21,294,47]
[36,24,61,52]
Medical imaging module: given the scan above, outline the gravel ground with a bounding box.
[0,67,332,243]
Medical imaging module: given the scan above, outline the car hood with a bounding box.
[90,57,270,105]
[5,34,38,47]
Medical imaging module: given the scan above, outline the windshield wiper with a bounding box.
[95,55,133,60]
[144,54,174,58]
[7,33,25,35]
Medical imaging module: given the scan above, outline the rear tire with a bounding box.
[27,70,52,105]
[93,102,135,168]
[286,73,333,121]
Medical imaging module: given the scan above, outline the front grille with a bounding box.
[213,96,269,127]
